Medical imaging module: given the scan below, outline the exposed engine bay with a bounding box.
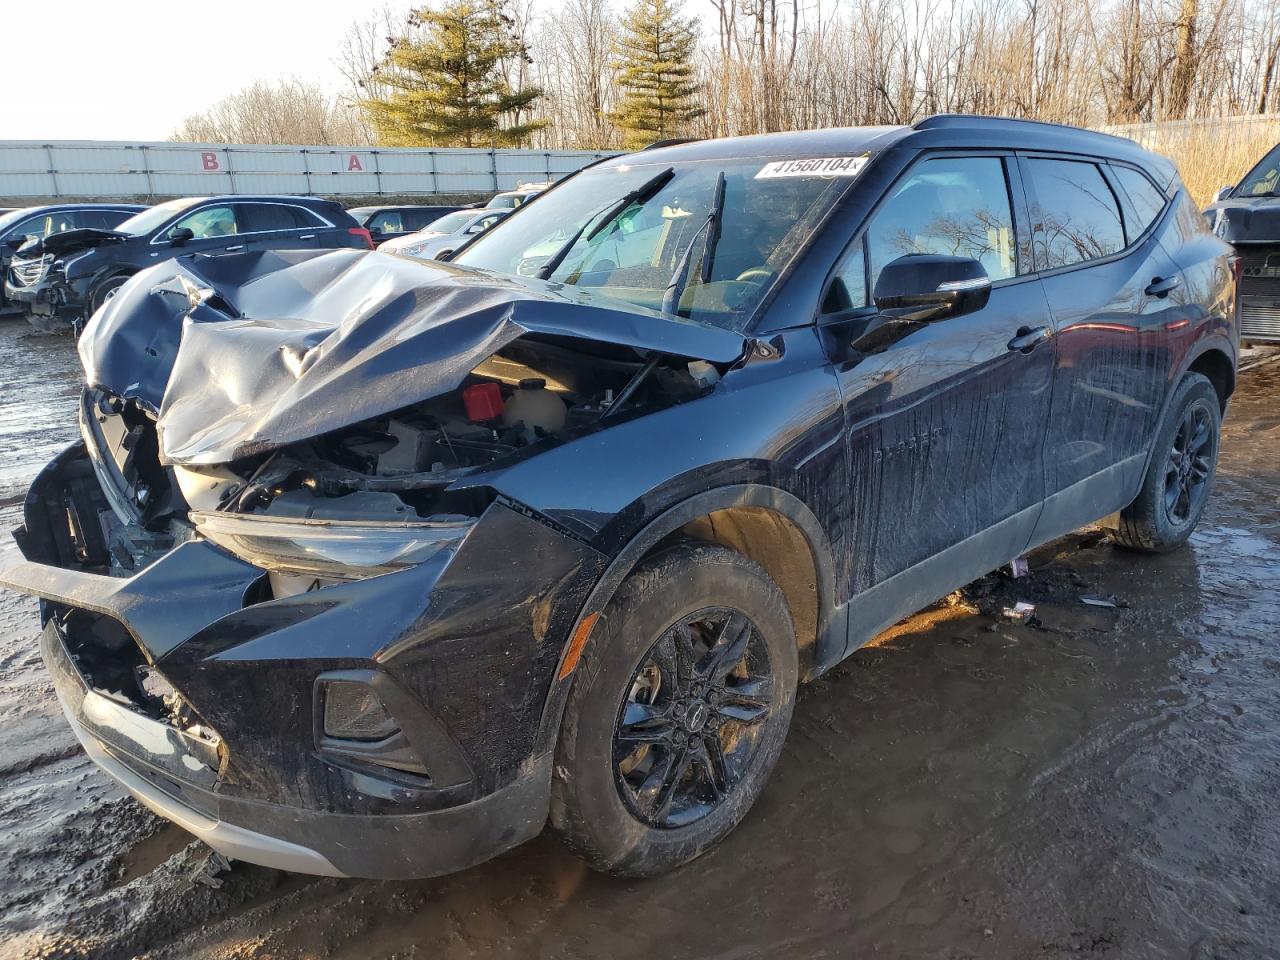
[59,335,721,585]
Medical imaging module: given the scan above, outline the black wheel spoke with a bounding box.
[637,744,688,821]
[673,622,698,687]
[1190,413,1211,451]
[697,734,730,798]
[617,702,676,747]
[700,612,752,680]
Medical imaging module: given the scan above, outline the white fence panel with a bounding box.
[0,139,618,199]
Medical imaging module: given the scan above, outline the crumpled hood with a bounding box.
[1204,195,1280,244]
[24,227,128,257]
[79,248,748,466]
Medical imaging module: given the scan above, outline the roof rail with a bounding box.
[912,113,1135,144]
[642,138,702,151]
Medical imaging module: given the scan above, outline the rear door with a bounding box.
[239,202,326,250]
[1021,155,1189,545]
[823,152,1057,647]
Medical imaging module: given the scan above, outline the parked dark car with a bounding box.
[1204,142,1280,343]
[5,195,373,331]
[0,116,1236,881]
[347,205,465,245]
[0,203,145,312]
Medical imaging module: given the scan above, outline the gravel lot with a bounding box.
[2,320,1278,960]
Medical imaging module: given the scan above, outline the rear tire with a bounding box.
[1113,372,1220,552]
[550,542,798,877]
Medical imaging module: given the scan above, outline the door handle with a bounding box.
[1007,325,1051,353]
[1145,275,1182,298]
[224,244,245,252]
[299,234,315,240]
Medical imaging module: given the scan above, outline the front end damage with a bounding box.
[2,249,746,878]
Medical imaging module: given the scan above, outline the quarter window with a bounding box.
[823,241,867,313]
[1026,159,1125,269]
[1112,166,1168,240]
[367,211,405,233]
[866,156,1017,289]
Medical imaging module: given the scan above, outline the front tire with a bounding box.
[88,274,130,314]
[1113,372,1221,552]
[551,542,798,877]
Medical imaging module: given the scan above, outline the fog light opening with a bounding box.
[322,680,400,741]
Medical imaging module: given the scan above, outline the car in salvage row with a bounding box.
[377,207,510,261]
[0,116,1236,880]
[1203,140,1280,344]
[0,203,145,313]
[5,195,374,332]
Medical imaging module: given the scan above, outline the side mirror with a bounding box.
[1215,185,1234,202]
[3,236,27,251]
[873,254,991,324]
[465,224,484,234]
[167,226,195,246]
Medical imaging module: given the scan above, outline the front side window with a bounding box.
[866,156,1017,289]
[1237,144,1280,197]
[1026,158,1125,269]
[171,205,239,240]
[456,156,861,330]
[1112,166,1168,240]
[119,197,205,237]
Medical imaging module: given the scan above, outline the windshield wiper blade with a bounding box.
[536,167,675,280]
[661,171,726,317]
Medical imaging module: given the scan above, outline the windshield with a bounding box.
[424,212,476,234]
[454,156,864,331]
[115,197,206,236]
[1237,144,1280,197]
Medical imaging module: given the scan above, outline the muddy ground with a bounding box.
[1,318,1278,960]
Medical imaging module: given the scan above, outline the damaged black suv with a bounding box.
[1,116,1237,880]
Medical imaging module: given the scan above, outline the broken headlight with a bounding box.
[189,511,473,580]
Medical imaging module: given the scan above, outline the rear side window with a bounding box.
[242,204,322,232]
[866,156,1017,288]
[405,209,450,230]
[1026,159,1125,269]
[367,211,405,233]
[1112,166,1168,240]
[84,210,129,230]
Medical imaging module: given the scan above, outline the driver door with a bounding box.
[823,153,1057,649]
[154,204,247,257]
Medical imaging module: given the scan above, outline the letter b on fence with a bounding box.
[201,151,219,171]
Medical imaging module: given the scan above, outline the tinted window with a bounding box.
[1113,166,1167,240]
[866,156,1016,288]
[1026,159,1125,269]
[405,208,455,229]
[83,210,129,230]
[367,211,405,233]
[242,203,319,232]
[171,205,239,239]
[823,240,867,313]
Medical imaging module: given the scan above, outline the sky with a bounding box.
[7,0,398,141]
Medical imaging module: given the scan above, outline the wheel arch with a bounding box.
[533,484,840,758]
[1185,342,1235,413]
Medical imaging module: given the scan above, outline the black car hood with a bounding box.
[79,248,748,465]
[23,227,129,257]
[1204,195,1280,244]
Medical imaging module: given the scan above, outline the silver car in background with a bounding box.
[377,208,510,261]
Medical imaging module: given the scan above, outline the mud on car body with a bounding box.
[1,116,1238,880]
[4,195,373,333]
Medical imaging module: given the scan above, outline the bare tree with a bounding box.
[170,79,367,145]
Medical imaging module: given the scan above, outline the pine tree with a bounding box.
[362,1,544,148]
[611,0,704,149]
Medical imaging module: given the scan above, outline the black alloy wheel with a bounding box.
[613,608,773,829]
[1163,402,1214,525]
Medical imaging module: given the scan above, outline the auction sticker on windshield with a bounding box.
[755,156,869,179]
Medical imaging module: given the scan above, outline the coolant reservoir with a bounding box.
[503,377,567,435]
